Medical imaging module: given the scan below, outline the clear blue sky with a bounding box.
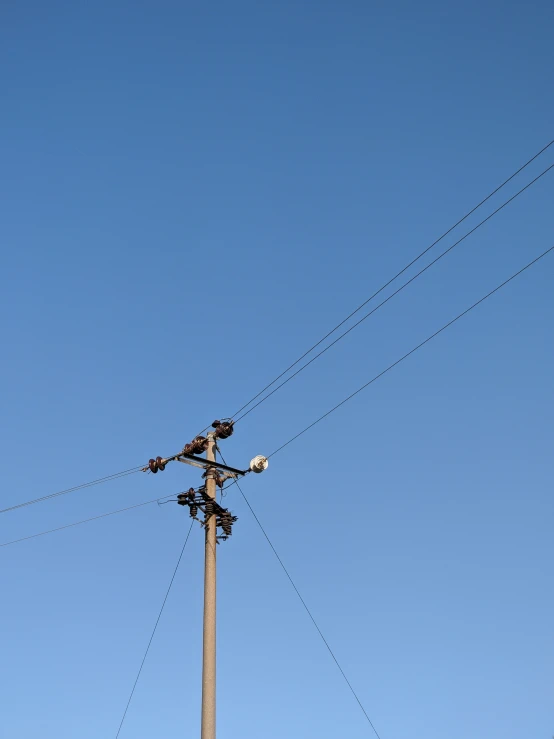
[1,2,553,738]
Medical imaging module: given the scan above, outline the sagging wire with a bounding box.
[222,141,554,426]
[114,520,195,738]
[216,448,383,738]
[1,493,175,549]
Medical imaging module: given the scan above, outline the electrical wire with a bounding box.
[228,138,554,422]
[215,451,382,737]
[0,494,176,549]
[268,243,554,459]
[0,477,237,549]
[0,441,194,518]
[0,444,192,517]
[0,481,217,549]
[0,466,144,515]
[218,239,552,728]
[115,520,195,738]
[235,162,554,423]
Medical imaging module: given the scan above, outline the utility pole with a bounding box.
[145,422,269,739]
[201,434,217,739]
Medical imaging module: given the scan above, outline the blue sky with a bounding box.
[1,2,553,737]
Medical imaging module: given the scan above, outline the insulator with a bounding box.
[193,436,209,454]
[249,455,268,473]
[213,421,234,440]
[148,457,167,473]
[190,504,198,518]
[183,436,208,456]
[211,420,221,428]
[176,493,187,506]
[205,501,214,517]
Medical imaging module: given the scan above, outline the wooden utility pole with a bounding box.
[145,423,268,739]
[201,434,217,739]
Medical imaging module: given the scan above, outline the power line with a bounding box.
[115,520,194,738]
[235,162,554,423]
[0,494,175,549]
[220,245,553,732]
[216,451,382,737]
[268,243,554,458]
[240,482,382,736]
[228,138,554,422]
[0,466,144,515]
[0,482,235,550]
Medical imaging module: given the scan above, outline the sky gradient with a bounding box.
[1,2,553,738]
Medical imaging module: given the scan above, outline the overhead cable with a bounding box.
[0,495,175,548]
[0,467,144,515]
[222,475,383,735]
[0,483,235,550]
[235,163,554,423]
[268,244,554,458]
[228,139,554,422]
[215,449,382,737]
[115,521,195,738]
